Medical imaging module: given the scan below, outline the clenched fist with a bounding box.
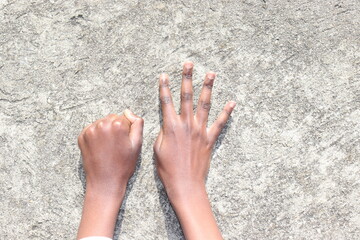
[77,110,143,239]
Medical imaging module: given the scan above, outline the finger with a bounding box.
[153,128,163,152]
[81,117,102,137]
[159,73,176,124]
[78,122,92,147]
[97,114,119,129]
[112,115,131,134]
[124,109,144,148]
[195,72,216,125]
[106,113,120,122]
[80,122,92,137]
[83,122,97,140]
[180,61,194,120]
[208,101,236,144]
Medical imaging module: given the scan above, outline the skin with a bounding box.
[77,110,144,239]
[154,61,236,240]
[76,61,234,239]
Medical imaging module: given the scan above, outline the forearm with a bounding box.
[170,185,223,240]
[77,188,125,239]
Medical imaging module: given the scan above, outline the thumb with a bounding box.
[124,109,144,148]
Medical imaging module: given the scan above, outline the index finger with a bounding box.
[159,73,176,125]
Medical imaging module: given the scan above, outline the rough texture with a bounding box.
[1,0,360,239]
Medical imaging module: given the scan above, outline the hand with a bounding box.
[78,110,144,196]
[154,61,236,201]
[77,110,144,239]
[153,61,235,239]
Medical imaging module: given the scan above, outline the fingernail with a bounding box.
[229,101,236,108]
[160,73,168,83]
[207,72,216,80]
[124,109,137,122]
[124,108,132,115]
[184,62,193,70]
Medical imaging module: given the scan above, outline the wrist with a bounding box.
[84,187,125,208]
[85,179,127,201]
[166,182,208,209]
[77,187,125,239]
[167,185,223,240]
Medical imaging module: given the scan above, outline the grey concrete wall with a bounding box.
[1,0,359,239]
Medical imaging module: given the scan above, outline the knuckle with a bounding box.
[224,108,232,116]
[164,127,175,135]
[191,130,200,138]
[204,79,214,89]
[217,121,226,130]
[112,119,122,128]
[181,121,191,133]
[84,126,96,138]
[200,100,211,111]
[160,96,172,105]
[160,82,169,88]
[106,113,118,119]
[181,92,193,101]
[191,124,202,136]
[112,120,128,133]
[164,123,176,135]
[96,120,105,129]
[183,64,193,80]
[183,72,192,79]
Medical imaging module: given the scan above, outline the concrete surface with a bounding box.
[1,0,360,239]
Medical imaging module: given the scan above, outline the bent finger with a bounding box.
[112,115,131,135]
[124,109,144,148]
[153,128,164,152]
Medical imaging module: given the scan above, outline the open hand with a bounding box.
[153,61,235,239]
[154,61,236,201]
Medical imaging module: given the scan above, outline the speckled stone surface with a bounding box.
[1,0,360,239]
